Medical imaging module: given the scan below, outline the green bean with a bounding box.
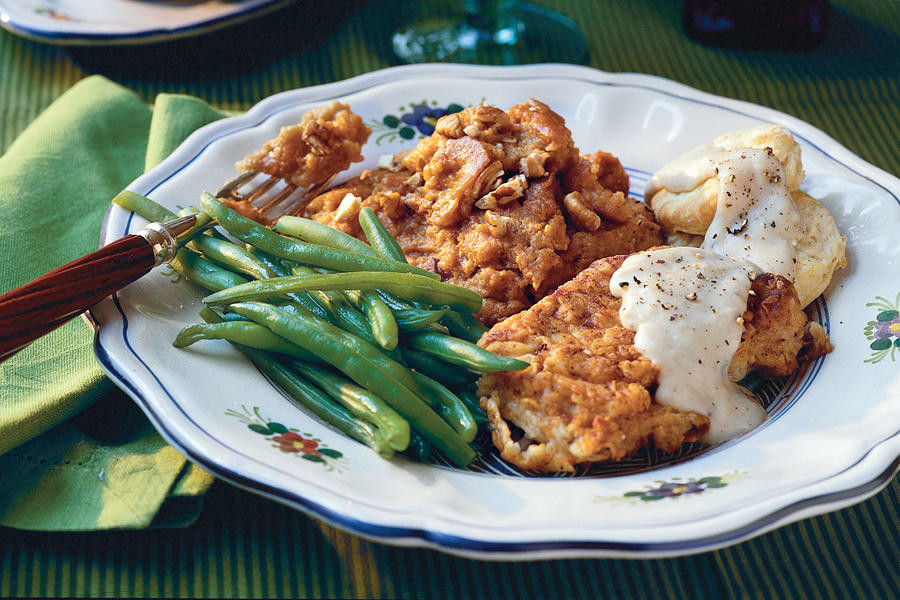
[392,308,449,331]
[243,250,333,321]
[374,289,410,310]
[200,193,438,278]
[284,268,385,351]
[458,385,489,427]
[292,273,408,355]
[173,321,321,363]
[203,271,482,313]
[198,308,392,457]
[400,347,477,389]
[170,249,250,292]
[289,361,410,451]
[343,289,402,340]
[278,299,391,362]
[441,311,489,343]
[283,293,334,323]
[358,293,398,350]
[333,285,402,349]
[228,301,475,467]
[358,207,406,263]
[246,245,290,276]
[112,190,176,222]
[372,291,447,332]
[188,235,277,280]
[175,206,219,240]
[244,251,328,315]
[336,303,408,365]
[410,371,477,443]
[401,430,433,461]
[289,265,347,316]
[340,288,365,308]
[274,215,376,257]
[200,309,394,458]
[332,304,377,344]
[112,191,214,245]
[198,306,225,322]
[356,212,442,316]
[245,349,393,458]
[404,331,528,372]
[281,296,409,365]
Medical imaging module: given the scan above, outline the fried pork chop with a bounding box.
[477,253,829,472]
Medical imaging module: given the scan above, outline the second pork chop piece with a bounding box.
[477,253,827,472]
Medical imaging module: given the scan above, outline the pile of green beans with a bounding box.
[112,190,529,467]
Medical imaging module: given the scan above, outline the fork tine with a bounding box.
[244,175,280,203]
[258,183,298,213]
[280,175,336,217]
[216,171,256,198]
[215,171,339,223]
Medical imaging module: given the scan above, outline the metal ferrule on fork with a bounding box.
[136,215,198,266]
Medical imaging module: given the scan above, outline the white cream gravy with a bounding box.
[646,139,802,282]
[701,148,801,281]
[619,141,805,443]
[643,141,731,199]
[609,247,766,444]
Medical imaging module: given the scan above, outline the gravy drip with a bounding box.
[644,142,730,198]
[701,148,801,281]
[610,247,766,444]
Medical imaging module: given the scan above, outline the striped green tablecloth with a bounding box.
[1,0,897,597]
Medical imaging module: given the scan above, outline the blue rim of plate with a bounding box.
[90,64,900,558]
[0,0,295,46]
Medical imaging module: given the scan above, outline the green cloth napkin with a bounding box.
[0,76,227,530]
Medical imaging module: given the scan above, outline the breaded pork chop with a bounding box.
[477,253,827,472]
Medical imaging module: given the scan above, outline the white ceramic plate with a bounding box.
[91,64,900,559]
[0,0,293,45]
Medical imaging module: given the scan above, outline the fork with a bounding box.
[214,171,335,223]
[0,171,327,362]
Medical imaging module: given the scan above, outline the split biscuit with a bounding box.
[646,124,804,236]
[645,124,845,307]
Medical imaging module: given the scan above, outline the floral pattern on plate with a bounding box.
[368,101,466,145]
[226,405,347,471]
[864,293,900,363]
[596,472,743,504]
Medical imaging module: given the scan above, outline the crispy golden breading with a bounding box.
[302,100,663,324]
[729,272,815,381]
[477,254,828,472]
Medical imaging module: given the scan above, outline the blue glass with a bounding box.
[392,1,589,65]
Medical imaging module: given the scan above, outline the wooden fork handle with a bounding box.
[0,235,155,362]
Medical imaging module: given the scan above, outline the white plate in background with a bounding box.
[0,0,293,45]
